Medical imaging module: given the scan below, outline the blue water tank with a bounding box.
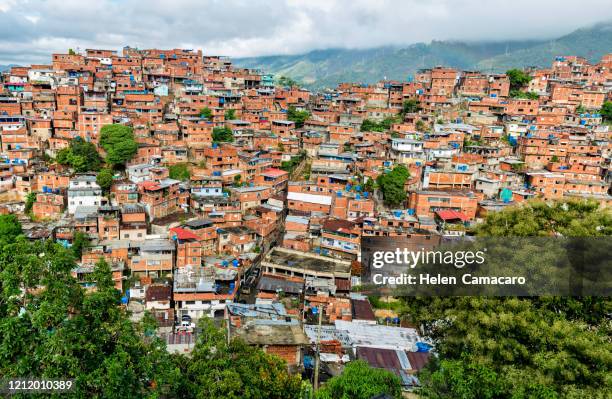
[416,342,431,352]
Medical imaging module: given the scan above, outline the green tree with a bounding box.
[96,168,114,193]
[24,191,36,215]
[169,163,190,181]
[415,119,426,132]
[287,106,310,128]
[600,101,612,122]
[180,318,303,398]
[376,165,410,206]
[212,126,234,143]
[233,174,242,187]
[200,107,213,119]
[361,116,399,132]
[0,240,182,398]
[68,48,76,55]
[506,68,532,92]
[316,360,402,399]
[476,199,611,237]
[402,98,420,115]
[0,214,22,247]
[224,109,236,120]
[56,137,103,172]
[71,230,90,260]
[99,124,138,167]
[406,200,612,399]
[506,68,533,98]
[511,91,539,100]
[363,177,375,193]
[277,75,299,87]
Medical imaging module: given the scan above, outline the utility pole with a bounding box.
[313,304,323,391]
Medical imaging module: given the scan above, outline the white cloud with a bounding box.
[0,0,610,64]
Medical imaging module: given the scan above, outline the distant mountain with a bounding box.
[475,22,612,71]
[234,22,612,88]
[0,64,18,72]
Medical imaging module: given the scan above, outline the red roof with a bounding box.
[140,181,161,191]
[261,168,288,178]
[435,209,469,222]
[170,227,199,240]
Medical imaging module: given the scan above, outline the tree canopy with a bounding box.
[200,107,213,119]
[178,318,304,398]
[0,214,22,247]
[168,163,191,181]
[212,126,234,143]
[404,200,612,399]
[360,116,398,132]
[0,229,306,398]
[96,168,114,193]
[287,106,310,128]
[224,109,236,120]
[506,68,532,98]
[56,137,103,172]
[376,165,410,206]
[277,75,299,88]
[401,99,420,115]
[316,360,402,399]
[24,191,36,215]
[99,124,138,167]
[600,101,612,122]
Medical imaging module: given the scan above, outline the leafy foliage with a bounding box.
[96,168,114,193]
[280,151,306,173]
[415,120,427,132]
[506,68,532,94]
[405,200,612,399]
[168,163,191,181]
[600,101,612,122]
[476,199,611,237]
[0,214,22,247]
[56,137,103,172]
[316,360,402,399]
[0,232,304,398]
[376,165,410,206]
[212,126,234,143]
[287,106,310,128]
[510,90,539,100]
[200,107,213,119]
[24,191,36,215]
[178,318,303,398]
[360,116,398,132]
[71,230,90,260]
[224,109,236,120]
[277,75,299,87]
[401,99,420,115]
[99,124,138,167]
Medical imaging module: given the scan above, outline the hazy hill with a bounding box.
[235,22,612,88]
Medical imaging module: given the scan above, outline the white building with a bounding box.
[67,175,103,214]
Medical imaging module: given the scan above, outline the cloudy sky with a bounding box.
[0,0,611,64]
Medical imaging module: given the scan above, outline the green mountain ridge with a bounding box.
[235,22,612,88]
